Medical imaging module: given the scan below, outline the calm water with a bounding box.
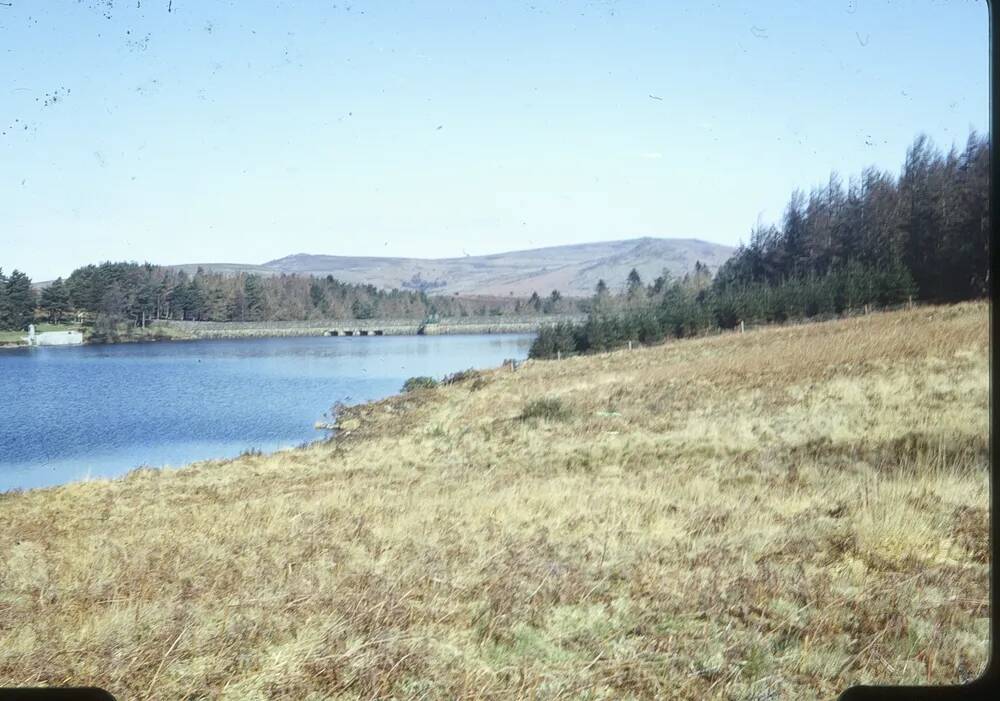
[0,334,533,492]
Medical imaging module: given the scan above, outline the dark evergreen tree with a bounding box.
[0,268,8,329]
[243,274,265,321]
[40,277,71,323]
[3,270,36,330]
[651,269,671,295]
[309,279,326,312]
[528,291,542,312]
[626,268,643,297]
[542,289,562,314]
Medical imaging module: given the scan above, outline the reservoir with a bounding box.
[0,333,534,492]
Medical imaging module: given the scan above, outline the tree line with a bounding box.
[530,131,989,359]
[0,261,584,333]
[0,269,36,332]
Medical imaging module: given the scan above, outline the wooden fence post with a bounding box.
[628,341,632,351]
[864,303,869,315]
[740,320,745,334]
[556,350,561,361]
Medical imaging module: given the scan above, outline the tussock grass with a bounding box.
[519,398,572,422]
[0,302,988,699]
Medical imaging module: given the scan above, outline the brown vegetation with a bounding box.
[0,302,988,699]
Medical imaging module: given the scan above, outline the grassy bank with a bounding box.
[0,303,988,699]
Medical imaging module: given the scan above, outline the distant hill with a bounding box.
[170,238,734,297]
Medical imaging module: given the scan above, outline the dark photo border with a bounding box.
[0,3,997,700]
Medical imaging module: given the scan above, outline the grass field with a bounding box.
[0,302,988,700]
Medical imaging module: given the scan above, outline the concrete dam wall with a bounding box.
[152,315,586,340]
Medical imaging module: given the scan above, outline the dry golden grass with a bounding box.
[0,302,988,700]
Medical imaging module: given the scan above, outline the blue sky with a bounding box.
[0,0,989,280]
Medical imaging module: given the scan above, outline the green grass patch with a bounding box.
[0,330,26,343]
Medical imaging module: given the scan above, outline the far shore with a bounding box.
[0,314,581,350]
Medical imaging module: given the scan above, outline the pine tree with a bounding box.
[309,279,326,312]
[0,268,9,329]
[351,298,375,319]
[244,275,264,321]
[40,277,70,323]
[528,291,542,312]
[185,280,204,321]
[877,258,917,306]
[651,269,671,295]
[542,289,562,314]
[4,270,36,330]
[626,268,643,297]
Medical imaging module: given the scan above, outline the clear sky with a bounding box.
[0,0,989,281]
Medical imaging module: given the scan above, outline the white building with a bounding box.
[24,325,84,346]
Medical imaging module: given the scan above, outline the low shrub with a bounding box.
[443,368,480,385]
[528,321,580,359]
[519,397,572,422]
[402,376,439,393]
